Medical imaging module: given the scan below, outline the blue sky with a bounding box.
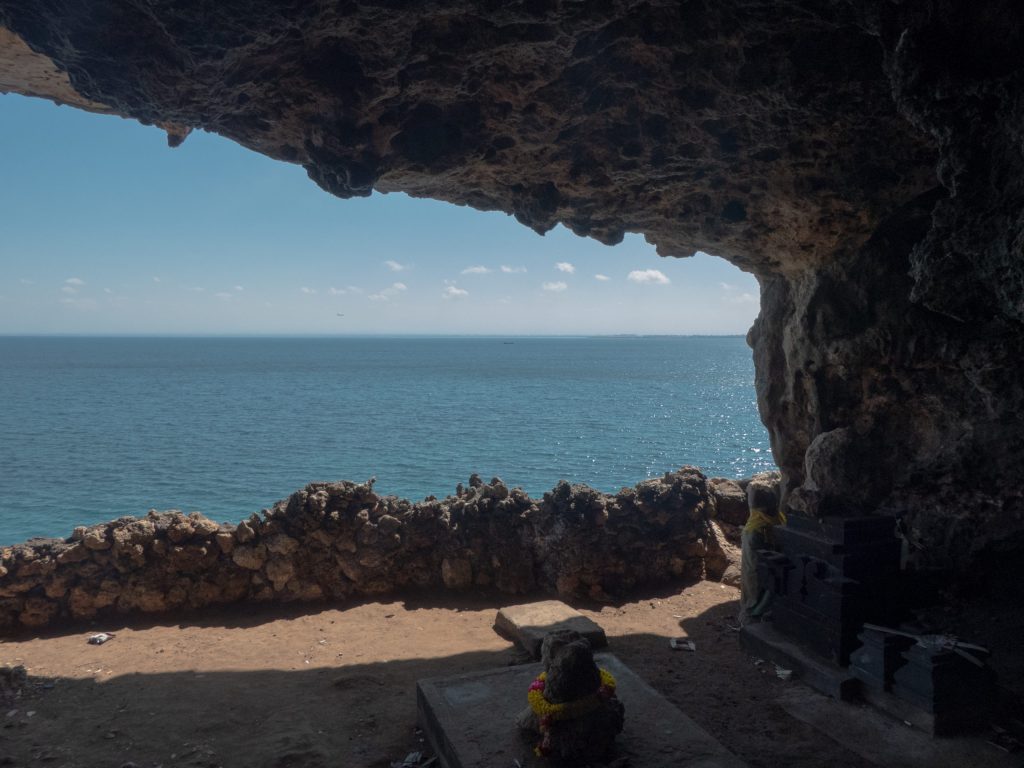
[0,94,760,335]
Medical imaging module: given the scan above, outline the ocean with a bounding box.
[0,336,774,544]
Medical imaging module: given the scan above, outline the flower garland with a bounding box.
[527,668,617,757]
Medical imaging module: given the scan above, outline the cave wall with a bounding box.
[1,1,1023,574]
[751,189,1024,570]
[747,2,1024,570]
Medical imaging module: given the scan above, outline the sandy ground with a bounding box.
[0,581,1007,768]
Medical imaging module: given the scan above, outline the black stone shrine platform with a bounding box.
[417,653,748,768]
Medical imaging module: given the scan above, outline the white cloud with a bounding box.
[152,277,161,283]
[461,266,491,275]
[542,281,568,292]
[627,269,670,285]
[720,282,757,304]
[500,265,526,274]
[60,285,78,295]
[64,277,85,286]
[104,288,113,294]
[369,282,408,301]
[59,297,98,310]
[443,285,469,299]
[189,286,205,293]
[727,292,758,304]
[384,260,407,272]
[329,287,347,295]
[19,279,33,285]
[594,274,611,281]
[213,286,243,299]
[555,262,575,274]
[300,286,317,294]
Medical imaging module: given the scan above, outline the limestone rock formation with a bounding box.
[1,2,1022,578]
[708,477,749,527]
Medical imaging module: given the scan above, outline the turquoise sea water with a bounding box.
[0,336,775,544]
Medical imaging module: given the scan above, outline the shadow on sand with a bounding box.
[3,585,1011,768]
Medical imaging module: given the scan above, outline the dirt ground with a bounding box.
[0,581,999,768]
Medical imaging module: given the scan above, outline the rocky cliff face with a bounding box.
[0,1,1021,575]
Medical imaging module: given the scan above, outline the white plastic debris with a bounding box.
[88,632,115,645]
[391,752,423,768]
[774,664,793,681]
[669,637,696,652]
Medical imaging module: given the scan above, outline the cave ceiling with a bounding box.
[1,1,946,277]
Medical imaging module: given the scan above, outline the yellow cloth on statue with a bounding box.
[743,506,786,534]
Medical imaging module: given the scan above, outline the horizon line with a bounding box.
[0,332,748,339]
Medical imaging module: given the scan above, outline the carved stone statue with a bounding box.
[517,630,625,763]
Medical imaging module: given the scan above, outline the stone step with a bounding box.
[739,621,859,700]
[493,600,607,660]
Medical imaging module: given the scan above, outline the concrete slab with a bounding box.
[417,652,747,768]
[739,621,859,700]
[493,601,607,660]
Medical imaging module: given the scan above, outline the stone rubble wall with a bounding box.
[0,466,760,631]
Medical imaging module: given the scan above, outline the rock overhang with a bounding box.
[0,1,936,272]
[1,0,1023,576]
